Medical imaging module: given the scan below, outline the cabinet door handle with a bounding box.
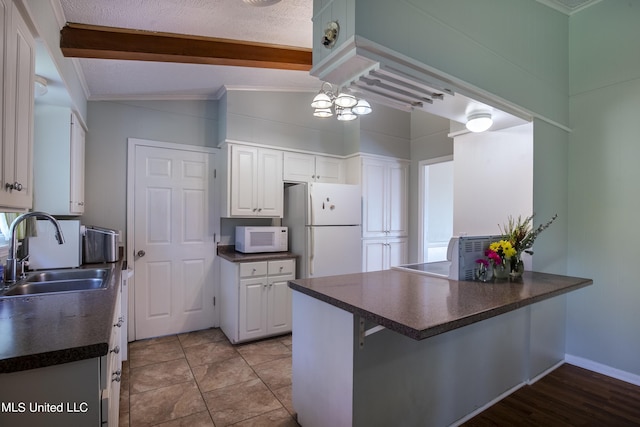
[114,317,124,327]
[258,208,262,212]
[110,346,120,354]
[5,182,23,192]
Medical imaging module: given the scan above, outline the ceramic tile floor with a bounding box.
[119,328,299,427]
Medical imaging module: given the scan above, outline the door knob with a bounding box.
[136,250,146,258]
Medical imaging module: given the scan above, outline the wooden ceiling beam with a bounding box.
[60,23,312,71]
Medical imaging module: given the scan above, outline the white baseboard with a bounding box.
[565,354,640,387]
[527,360,565,385]
[449,382,527,427]
[450,357,639,426]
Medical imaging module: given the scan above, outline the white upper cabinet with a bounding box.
[34,106,86,215]
[361,156,409,238]
[225,143,283,217]
[283,152,345,183]
[0,0,35,210]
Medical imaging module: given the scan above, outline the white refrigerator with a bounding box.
[284,182,362,278]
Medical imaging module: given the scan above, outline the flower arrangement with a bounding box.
[485,240,517,266]
[499,213,558,257]
[475,213,557,281]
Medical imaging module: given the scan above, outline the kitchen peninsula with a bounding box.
[288,270,592,427]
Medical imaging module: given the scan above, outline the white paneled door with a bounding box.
[133,144,216,339]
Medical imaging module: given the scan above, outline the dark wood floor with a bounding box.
[462,364,640,426]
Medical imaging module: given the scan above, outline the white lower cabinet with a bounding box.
[362,237,408,272]
[221,258,295,343]
[0,287,123,427]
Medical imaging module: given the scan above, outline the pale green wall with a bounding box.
[532,119,569,275]
[312,0,356,66]
[567,0,640,375]
[408,111,452,262]
[354,0,569,127]
[358,103,411,159]
[84,100,219,241]
[222,89,410,158]
[223,90,349,155]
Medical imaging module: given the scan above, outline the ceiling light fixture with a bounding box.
[311,82,372,121]
[34,75,48,97]
[466,112,493,132]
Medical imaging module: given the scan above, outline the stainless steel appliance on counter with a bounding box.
[284,182,362,278]
[83,226,119,263]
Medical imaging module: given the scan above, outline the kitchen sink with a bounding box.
[1,268,110,297]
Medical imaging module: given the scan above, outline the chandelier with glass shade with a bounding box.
[311,82,372,121]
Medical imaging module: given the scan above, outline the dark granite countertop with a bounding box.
[288,270,592,340]
[217,245,297,263]
[0,261,123,373]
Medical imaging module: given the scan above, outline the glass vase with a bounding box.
[475,263,490,282]
[492,261,510,280]
[510,258,525,279]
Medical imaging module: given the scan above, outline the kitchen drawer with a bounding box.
[240,261,268,278]
[268,259,295,276]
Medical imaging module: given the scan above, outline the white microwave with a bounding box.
[235,226,288,253]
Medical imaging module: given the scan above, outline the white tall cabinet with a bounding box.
[33,105,86,215]
[0,0,35,210]
[221,143,283,217]
[359,156,409,272]
[220,258,295,344]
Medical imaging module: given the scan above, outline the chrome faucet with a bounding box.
[4,212,65,284]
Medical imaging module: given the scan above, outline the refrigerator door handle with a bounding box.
[309,226,314,276]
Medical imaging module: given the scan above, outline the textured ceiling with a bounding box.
[59,0,313,47]
[53,0,317,100]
